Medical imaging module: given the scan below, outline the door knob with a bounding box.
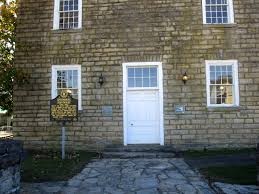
[131,123,133,126]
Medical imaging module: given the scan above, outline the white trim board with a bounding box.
[122,62,164,146]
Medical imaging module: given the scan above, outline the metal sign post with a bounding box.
[50,90,78,160]
[61,121,66,160]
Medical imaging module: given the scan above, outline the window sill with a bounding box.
[203,23,237,28]
[52,28,83,34]
[206,106,240,112]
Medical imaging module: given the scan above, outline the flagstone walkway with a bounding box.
[22,158,215,194]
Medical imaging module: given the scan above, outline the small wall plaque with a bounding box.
[102,106,113,117]
[175,105,185,114]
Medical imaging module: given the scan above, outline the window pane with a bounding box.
[62,80,67,88]
[73,75,78,88]
[135,78,142,87]
[150,78,157,87]
[150,68,157,77]
[135,68,142,77]
[227,74,233,84]
[210,85,216,99]
[222,65,227,72]
[57,82,62,88]
[210,72,216,84]
[68,70,73,88]
[210,66,215,72]
[143,78,150,87]
[225,85,233,104]
[227,65,232,72]
[222,71,228,84]
[128,68,134,77]
[216,72,221,84]
[206,18,212,23]
[73,70,78,76]
[143,68,149,77]
[128,78,134,87]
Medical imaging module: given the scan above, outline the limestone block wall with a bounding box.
[13,0,259,150]
[0,140,23,194]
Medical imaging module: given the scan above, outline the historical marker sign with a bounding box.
[50,90,78,159]
[50,90,78,122]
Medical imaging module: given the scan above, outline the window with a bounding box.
[53,0,82,30]
[52,65,82,109]
[127,67,158,88]
[202,0,234,24]
[206,60,239,107]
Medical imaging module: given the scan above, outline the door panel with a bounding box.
[127,90,160,144]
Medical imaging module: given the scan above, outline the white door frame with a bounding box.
[122,62,164,145]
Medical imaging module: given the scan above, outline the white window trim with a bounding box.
[202,0,235,24]
[51,65,82,110]
[122,62,164,146]
[205,60,239,107]
[53,0,82,30]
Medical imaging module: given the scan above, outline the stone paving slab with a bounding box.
[212,182,259,194]
[21,158,259,194]
[22,158,216,194]
[21,181,66,194]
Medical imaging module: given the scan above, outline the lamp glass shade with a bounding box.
[182,75,188,81]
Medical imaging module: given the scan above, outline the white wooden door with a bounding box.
[125,65,161,144]
[127,90,160,144]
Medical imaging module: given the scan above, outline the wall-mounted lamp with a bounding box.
[182,72,188,84]
[98,74,104,86]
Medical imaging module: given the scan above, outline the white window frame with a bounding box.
[202,0,235,24]
[53,0,82,30]
[51,65,82,110]
[205,60,239,107]
[126,66,159,91]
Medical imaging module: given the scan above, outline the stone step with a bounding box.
[103,145,179,153]
[102,151,177,159]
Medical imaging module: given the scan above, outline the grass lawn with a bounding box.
[183,148,257,185]
[183,148,256,158]
[21,150,98,182]
[200,165,257,185]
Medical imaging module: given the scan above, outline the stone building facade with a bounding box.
[13,0,259,150]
